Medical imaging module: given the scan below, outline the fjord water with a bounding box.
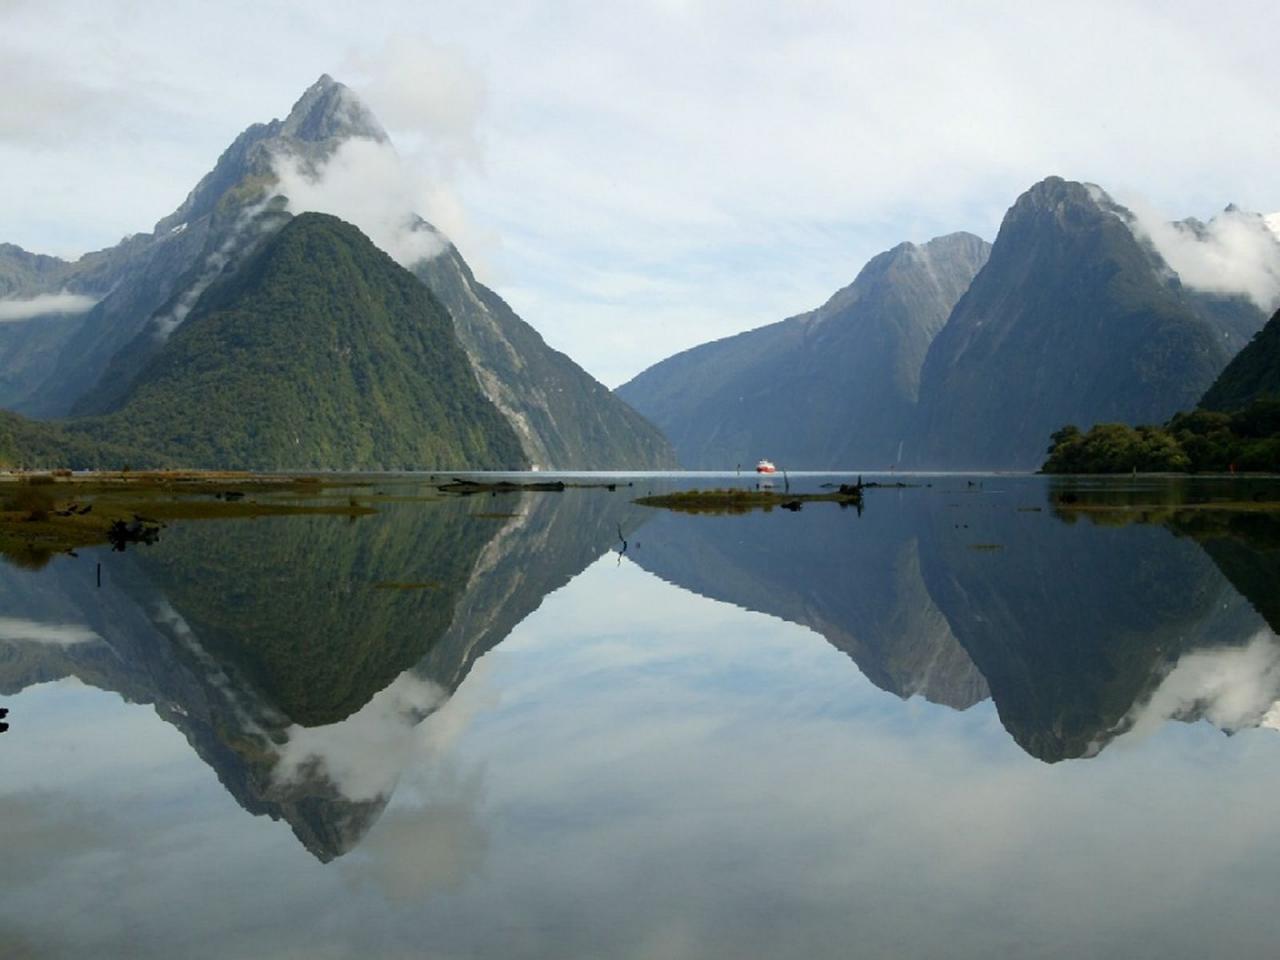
[3,475,1280,959]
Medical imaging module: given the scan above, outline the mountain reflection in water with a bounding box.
[3,474,1280,958]
[0,486,649,860]
[632,477,1280,762]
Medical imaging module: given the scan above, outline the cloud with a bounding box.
[1109,633,1280,745]
[345,36,485,171]
[266,38,495,271]
[272,670,450,802]
[343,36,498,270]
[0,617,101,646]
[338,766,489,902]
[1123,199,1280,311]
[0,48,141,147]
[0,291,98,322]
[271,137,450,269]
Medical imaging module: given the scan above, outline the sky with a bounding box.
[3,0,1280,386]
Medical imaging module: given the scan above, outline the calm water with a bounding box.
[3,473,1280,959]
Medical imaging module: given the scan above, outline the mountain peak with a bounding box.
[848,231,989,288]
[280,74,388,144]
[150,75,388,235]
[1018,176,1111,211]
[996,177,1126,242]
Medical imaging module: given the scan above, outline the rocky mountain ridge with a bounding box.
[621,176,1275,470]
[618,232,990,468]
[0,75,674,470]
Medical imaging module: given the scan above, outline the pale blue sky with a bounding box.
[3,0,1279,384]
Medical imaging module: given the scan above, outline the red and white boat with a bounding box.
[755,459,777,474]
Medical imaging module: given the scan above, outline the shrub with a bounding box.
[5,484,55,521]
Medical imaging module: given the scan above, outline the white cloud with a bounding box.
[1266,213,1280,243]
[1109,633,1280,745]
[0,291,98,322]
[0,616,101,646]
[345,36,485,172]
[1123,199,1280,311]
[272,670,450,802]
[272,137,449,269]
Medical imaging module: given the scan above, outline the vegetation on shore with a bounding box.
[0,471,374,567]
[1044,304,1280,475]
[1043,399,1280,474]
[1048,475,1280,526]
[0,409,162,471]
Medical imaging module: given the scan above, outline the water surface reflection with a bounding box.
[2,475,1280,958]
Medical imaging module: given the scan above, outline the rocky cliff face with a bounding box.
[415,239,676,469]
[617,232,990,469]
[909,177,1268,469]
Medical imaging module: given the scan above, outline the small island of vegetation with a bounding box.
[635,484,864,515]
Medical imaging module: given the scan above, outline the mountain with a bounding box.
[1200,306,1280,411]
[0,75,381,419]
[62,213,524,471]
[0,485,651,860]
[630,496,990,710]
[0,237,158,412]
[414,239,675,469]
[0,75,674,470]
[910,177,1268,469]
[63,75,390,419]
[0,497,491,860]
[616,233,990,469]
[918,497,1263,761]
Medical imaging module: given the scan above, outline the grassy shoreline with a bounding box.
[0,471,376,568]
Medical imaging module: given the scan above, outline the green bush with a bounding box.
[4,484,55,520]
[1045,398,1280,473]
